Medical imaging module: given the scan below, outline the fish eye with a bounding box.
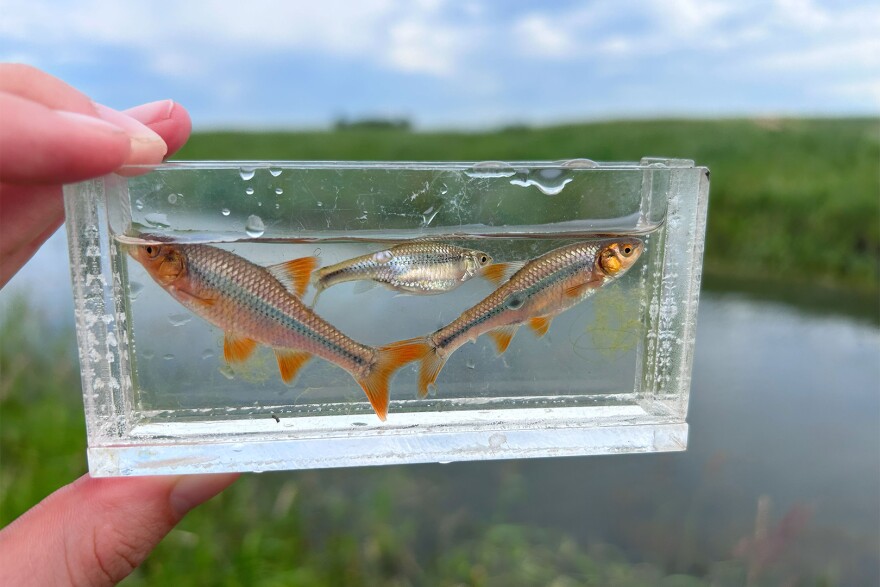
[144,245,161,259]
[622,245,632,255]
[480,255,489,264]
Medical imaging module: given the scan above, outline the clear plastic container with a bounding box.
[63,158,709,476]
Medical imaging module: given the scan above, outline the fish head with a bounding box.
[129,243,187,286]
[464,249,494,275]
[597,238,644,276]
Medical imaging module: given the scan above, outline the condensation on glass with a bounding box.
[63,159,709,476]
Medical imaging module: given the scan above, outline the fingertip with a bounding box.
[136,100,192,158]
[169,473,240,518]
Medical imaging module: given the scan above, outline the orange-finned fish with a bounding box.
[311,242,519,306]
[393,237,645,396]
[128,243,423,420]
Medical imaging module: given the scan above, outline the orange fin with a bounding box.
[528,316,552,337]
[268,256,320,297]
[487,325,519,355]
[417,345,446,399]
[481,261,526,286]
[357,338,431,420]
[274,349,312,384]
[224,332,258,363]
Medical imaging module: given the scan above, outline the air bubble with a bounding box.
[239,167,256,180]
[561,158,598,169]
[202,350,214,359]
[245,187,255,196]
[134,199,145,210]
[163,353,174,360]
[269,168,283,177]
[245,214,265,238]
[316,201,323,207]
[464,161,516,178]
[221,208,231,216]
[129,281,144,299]
[275,187,283,195]
[440,184,448,195]
[219,365,235,379]
[465,360,476,370]
[167,193,179,204]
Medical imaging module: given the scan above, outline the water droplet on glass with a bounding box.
[245,187,255,196]
[144,212,170,229]
[275,203,280,209]
[221,208,231,216]
[245,214,265,238]
[561,158,598,169]
[464,161,516,178]
[220,365,235,379]
[275,187,283,195]
[440,184,448,195]
[134,199,144,210]
[313,247,322,256]
[269,168,282,177]
[465,360,476,370]
[142,351,155,360]
[163,353,174,360]
[509,177,573,196]
[167,193,179,204]
[239,167,256,181]
[316,201,323,207]
[168,313,192,326]
[202,350,214,360]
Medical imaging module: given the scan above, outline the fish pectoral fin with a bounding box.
[563,277,602,298]
[352,280,379,294]
[176,289,218,307]
[274,349,312,384]
[487,325,519,355]
[481,261,526,286]
[528,316,552,338]
[224,332,258,363]
[267,256,320,298]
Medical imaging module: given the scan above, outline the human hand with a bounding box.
[0,64,238,585]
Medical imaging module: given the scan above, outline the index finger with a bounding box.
[0,63,96,115]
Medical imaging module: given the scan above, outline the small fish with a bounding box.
[392,238,645,396]
[129,243,424,420]
[312,242,519,306]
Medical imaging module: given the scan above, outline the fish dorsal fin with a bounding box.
[268,256,319,298]
[481,261,526,286]
[487,324,519,355]
[274,349,312,384]
[528,316,552,338]
[224,332,258,363]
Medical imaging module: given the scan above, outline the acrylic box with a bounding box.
[63,159,709,476]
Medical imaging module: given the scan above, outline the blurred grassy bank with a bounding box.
[177,117,880,295]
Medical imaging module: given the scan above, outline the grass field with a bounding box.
[176,118,880,294]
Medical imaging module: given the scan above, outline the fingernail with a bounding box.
[55,110,126,135]
[93,103,168,164]
[169,473,239,518]
[123,99,175,124]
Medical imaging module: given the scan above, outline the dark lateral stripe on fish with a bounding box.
[198,264,369,366]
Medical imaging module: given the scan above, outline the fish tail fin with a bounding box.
[481,261,526,286]
[357,338,431,420]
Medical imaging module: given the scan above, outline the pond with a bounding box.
[3,230,879,584]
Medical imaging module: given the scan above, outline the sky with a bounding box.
[1,0,878,129]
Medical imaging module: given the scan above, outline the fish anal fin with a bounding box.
[528,316,552,338]
[352,280,379,295]
[268,256,320,298]
[358,338,432,420]
[224,333,258,363]
[274,349,312,384]
[487,325,519,355]
[481,261,526,286]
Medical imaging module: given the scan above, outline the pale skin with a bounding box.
[0,64,238,585]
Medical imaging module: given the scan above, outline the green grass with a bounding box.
[176,118,880,293]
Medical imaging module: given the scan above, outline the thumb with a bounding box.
[0,473,238,586]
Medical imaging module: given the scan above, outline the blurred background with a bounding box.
[1,1,878,585]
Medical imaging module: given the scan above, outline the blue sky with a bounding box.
[1,0,878,129]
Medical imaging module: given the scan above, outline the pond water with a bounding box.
[3,230,879,583]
